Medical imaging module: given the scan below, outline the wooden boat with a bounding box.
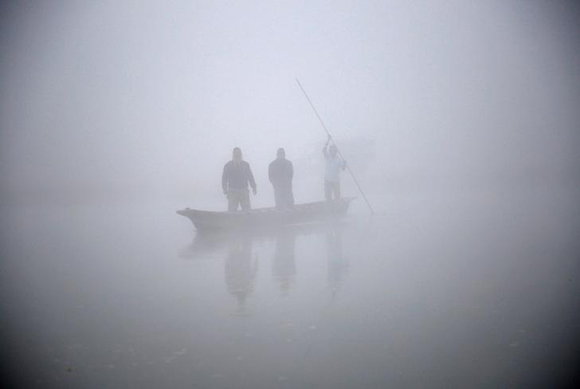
[177,197,355,231]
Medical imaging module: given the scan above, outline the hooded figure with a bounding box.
[268,148,294,209]
[222,147,257,211]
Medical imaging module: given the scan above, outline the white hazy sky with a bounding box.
[1,0,578,204]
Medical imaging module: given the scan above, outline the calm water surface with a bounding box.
[1,187,579,388]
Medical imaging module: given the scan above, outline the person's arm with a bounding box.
[222,163,229,194]
[247,163,257,195]
[268,162,274,184]
[325,134,332,147]
[289,161,293,180]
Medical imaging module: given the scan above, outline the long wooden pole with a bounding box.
[295,78,374,214]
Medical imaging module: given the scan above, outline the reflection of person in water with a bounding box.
[225,236,258,314]
[326,227,348,297]
[272,230,297,295]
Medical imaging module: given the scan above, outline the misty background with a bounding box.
[1,0,578,207]
[1,1,580,388]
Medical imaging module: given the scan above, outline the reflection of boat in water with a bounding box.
[179,220,353,314]
[178,231,230,260]
[176,198,355,232]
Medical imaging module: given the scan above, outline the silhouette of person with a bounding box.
[222,147,257,211]
[322,136,346,201]
[269,148,295,210]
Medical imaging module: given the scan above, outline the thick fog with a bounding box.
[1,0,578,206]
[1,1,580,388]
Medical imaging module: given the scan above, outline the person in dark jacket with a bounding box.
[268,148,294,209]
[222,147,257,211]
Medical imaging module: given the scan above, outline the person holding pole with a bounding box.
[222,147,257,211]
[296,78,374,213]
[322,135,346,201]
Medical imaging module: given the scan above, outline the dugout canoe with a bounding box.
[177,197,355,231]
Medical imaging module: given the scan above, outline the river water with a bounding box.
[1,186,579,388]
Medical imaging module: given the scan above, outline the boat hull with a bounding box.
[177,198,355,231]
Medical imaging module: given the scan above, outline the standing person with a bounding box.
[222,147,257,211]
[268,148,294,209]
[322,136,346,201]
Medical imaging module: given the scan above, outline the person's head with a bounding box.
[329,145,338,157]
[232,147,242,162]
[277,148,285,159]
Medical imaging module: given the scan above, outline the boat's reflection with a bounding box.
[180,221,352,312]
